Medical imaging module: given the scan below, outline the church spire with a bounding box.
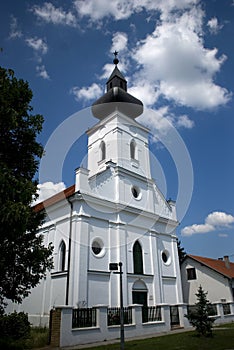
[106,52,127,92]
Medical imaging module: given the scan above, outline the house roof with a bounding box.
[188,254,234,279]
[34,184,75,212]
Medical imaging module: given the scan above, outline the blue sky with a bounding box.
[1,0,234,261]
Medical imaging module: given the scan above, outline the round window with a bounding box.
[92,241,102,255]
[131,186,141,200]
[162,250,171,265]
[91,238,105,257]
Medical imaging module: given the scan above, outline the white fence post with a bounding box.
[95,305,108,336]
[56,306,73,348]
[179,304,192,328]
[160,304,170,332]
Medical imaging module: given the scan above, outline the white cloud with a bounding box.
[31,2,77,26]
[26,37,48,55]
[128,81,159,107]
[9,15,22,39]
[33,182,66,205]
[218,233,228,238]
[74,0,136,21]
[181,211,234,236]
[36,65,50,80]
[206,211,234,226]
[111,32,128,52]
[207,17,223,34]
[181,223,214,236]
[133,7,231,109]
[74,0,199,22]
[71,83,103,102]
[176,115,194,129]
[137,106,194,143]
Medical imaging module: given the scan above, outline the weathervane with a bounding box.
[113,50,119,66]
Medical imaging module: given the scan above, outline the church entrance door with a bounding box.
[132,291,148,322]
[132,291,147,306]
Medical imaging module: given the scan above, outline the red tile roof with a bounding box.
[188,254,234,279]
[34,184,75,212]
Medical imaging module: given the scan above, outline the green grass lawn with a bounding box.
[81,323,234,350]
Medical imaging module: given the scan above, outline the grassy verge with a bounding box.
[25,327,49,349]
[81,323,234,350]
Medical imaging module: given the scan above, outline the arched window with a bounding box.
[133,241,143,274]
[59,240,66,271]
[130,139,136,160]
[100,141,106,161]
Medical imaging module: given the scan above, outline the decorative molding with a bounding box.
[88,270,111,276]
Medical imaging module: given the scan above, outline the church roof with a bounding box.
[34,184,75,212]
[92,52,143,119]
[106,65,126,84]
[187,254,234,279]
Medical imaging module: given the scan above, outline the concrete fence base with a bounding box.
[49,302,234,348]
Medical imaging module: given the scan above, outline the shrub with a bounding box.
[0,311,30,339]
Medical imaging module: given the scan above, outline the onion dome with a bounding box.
[92,52,143,119]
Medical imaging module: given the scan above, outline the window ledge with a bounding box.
[51,270,68,278]
[131,159,139,168]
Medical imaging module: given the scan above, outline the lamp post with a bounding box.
[109,262,124,350]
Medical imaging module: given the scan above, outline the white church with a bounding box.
[7,55,183,326]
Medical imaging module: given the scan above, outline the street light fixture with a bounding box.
[109,262,124,350]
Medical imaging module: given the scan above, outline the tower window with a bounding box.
[59,240,66,271]
[133,241,143,274]
[130,139,136,159]
[100,141,106,161]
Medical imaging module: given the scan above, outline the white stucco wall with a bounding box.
[5,106,183,326]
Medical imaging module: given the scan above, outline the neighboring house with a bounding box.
[6,58,183,326]
[181,254,234,304]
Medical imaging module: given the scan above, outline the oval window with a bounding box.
[162,250,171,265]
[91,238,105,257]
[131,186,141,200]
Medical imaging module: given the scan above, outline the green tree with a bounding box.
[0,67,53,313]
[177,239,186,266]
[186,285,215,337]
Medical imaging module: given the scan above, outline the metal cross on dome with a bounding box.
[113,50,119,65]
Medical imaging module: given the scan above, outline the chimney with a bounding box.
[224,255,230,269]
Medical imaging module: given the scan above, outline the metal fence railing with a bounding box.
[142,306,162,323]
[72,308,97,328]
[187,304,217,316]
[107,307,132,326]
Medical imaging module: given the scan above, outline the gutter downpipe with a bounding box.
[66,196,73,305]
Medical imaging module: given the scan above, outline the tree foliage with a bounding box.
[177,239,186,265]
[0,67,53,313]
[186,285,215,337]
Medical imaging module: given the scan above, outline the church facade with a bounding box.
[7,58,183,326]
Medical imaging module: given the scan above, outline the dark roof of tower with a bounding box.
[92,53,143,120]
[106,66,127,85]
